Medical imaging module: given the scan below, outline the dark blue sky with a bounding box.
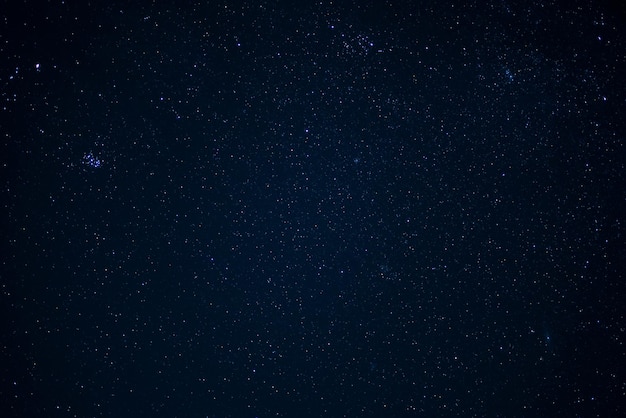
[2,0,625,416]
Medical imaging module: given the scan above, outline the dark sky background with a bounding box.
[1,0,625,416]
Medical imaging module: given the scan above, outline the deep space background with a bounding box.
[1,0,625,416]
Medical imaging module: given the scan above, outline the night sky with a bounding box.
[2,0,625,416]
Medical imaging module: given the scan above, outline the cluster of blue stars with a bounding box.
[83,152,102,168]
